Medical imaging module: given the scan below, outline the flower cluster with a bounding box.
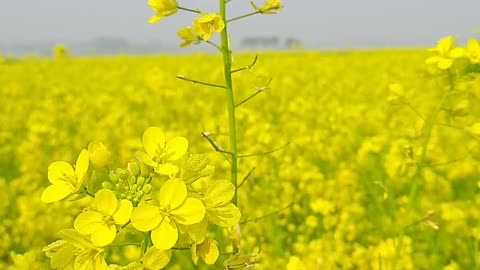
[41,127,241,269]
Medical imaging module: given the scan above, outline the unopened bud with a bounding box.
[129,161,141,177]
[109,171,119,183]
[143,184,152,194]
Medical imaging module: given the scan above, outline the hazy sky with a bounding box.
[1,0,479,48]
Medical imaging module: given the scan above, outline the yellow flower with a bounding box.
[143,247,172,269]
[41,149,89,203]
[43,229,108,270]
[74,189,133,246]
[148,0,178,24]
[425,36,463,70]
[252,0,284,14]
[191,237,219,265]
[193,14,225,42]
[203,180,241,227]
[137,127,188,175]
[465,39,480,64]
[177,27,202,48]
[131,178,205,250]
[88,141,111,169]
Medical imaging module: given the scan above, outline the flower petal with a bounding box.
[151,217,178,250]
[165,137,188,161]
[143,127,165,159]
[155,163,179,176]
[143,247,172,270]
[74,211,104,234]
[95,189,118,216]
[131,202,163,231]
[171,198,205,225]
[48,161,74,184]
[160,179,187,209]
[149,14,164,24]
[197,238,219,265]
[137,151,157,167]
[204,180,235,207]
[113,199,133,225]
[41,183,75,203]
[91,224,117,247]
[206,203,241,227]
[75,149,90,179]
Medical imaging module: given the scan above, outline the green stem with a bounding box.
[219,0,238,206]
[178,6,200,14]
[228,11,260,23]
[392,71,453,270]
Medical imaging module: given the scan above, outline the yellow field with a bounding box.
[1,49,480,269]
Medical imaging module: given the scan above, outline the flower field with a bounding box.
[1,45,480,269]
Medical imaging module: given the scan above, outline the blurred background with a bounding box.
[1,0,479,55]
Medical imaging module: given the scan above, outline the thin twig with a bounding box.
[237,167,256,188]
[178,6,201,14]
[176,75,226,89]
[231,55,258,74]
[227,11,261,23]
[239,202,295,224]
[238,142,290,158]
[235,88,266,108]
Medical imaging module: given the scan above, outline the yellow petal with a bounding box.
[48,161,74,184]
[450,48,466,58]
[95,189,118,216]
[197,238,219,265]
[165,137,188,161]
[425,56,441,65]
[113,199,133,225]
[206,203,241,227]
[186,218,208,244]
[131,202,163,231]
[75,149,90,179]
[149,14,164,24]
[151,217,178,250]
[137,151,157,167]
[143,127,165,158]
[155,163,179,175]
[438,58,453,70]
[171,198,205,225]
[74,211,104,234]
[160,179,187,209]
[143,247,172,270]
[91,224,117,247]
[41,183,75,203]
[204,180,235,207]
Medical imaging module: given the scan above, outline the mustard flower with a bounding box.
[131,178,205,250]
[137,127,188,175]
[43,229,108,270]
[41,149,89,203]
[177,27,202,48]
[143,247,172,269]
[193,14,225,42]
[425,36,464,70]
[191,237,219,265]
[148,0,178,24]
[465,39,480,64]
[203,180,241,227]
[88,141,111,169]
[252,0,284,14]
[74,189,133,247]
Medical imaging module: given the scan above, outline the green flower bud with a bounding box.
[109,171,119,183]
[129,161,141,177]
[143,184,152,194]
[118,169,128,181]
[136,176,145,187]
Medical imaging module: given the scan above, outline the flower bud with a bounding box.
[143,184,152,194]
[109,171,119,183]
[88,141,111,169]
[129,161,141,177]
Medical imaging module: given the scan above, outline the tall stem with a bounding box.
[219,0,238,206]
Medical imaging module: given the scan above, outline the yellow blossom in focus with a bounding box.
[425,36,464,70]
[193,14,225,42]
[191,237,219,265]
[143,247,172,270]
[137,127,188,175]
[74,189,133,246]
[148,0,178,24]
[41,149,89,203]
[177,27,202,48]
[131,178,205,250]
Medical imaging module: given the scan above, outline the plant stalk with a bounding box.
[219,0,238,206]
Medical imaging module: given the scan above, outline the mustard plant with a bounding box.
[41,0,285,269]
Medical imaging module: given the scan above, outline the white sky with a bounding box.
[1,0,479,48]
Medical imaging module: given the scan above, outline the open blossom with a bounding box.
[41,149,89,203]
[74,189,133,246]
[252,0,283,14]
[148,0,178,24]
[131,179,205,250]
[425,36,464,70]
[193,14,225,42]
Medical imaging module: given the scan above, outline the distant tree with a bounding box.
[89,37,130,54]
